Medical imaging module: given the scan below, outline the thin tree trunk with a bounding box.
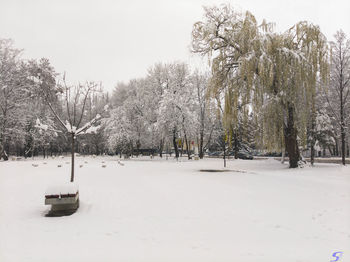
[310,95,316,166]
[180,139,183,157]
[173,129,179,158]
[310,141,315,166]
[341,127,346,165]
[184,134,190,160]
[340,88,346,165]
[223,138,226,168]
[281,138,285,164]
[199,129,204,159]
[159,139,164,158]
[136,139,141,157]
[233,131,238,159]
[70,133,75,182]
[310,119,315,166]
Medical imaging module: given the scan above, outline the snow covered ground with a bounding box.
[0,156,349,262]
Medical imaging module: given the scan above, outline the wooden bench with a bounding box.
[45,183,79,217]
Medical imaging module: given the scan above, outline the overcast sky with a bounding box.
[1,0,349,91]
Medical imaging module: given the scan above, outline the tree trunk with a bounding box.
[180,139,183,157]
[159,139,164,158]
[284,104,300,168]
[341,127,346,165]
[184,135,191,160]
[310,142,315,166]
[70,133,75,182]
[0,139,8,161]
[223,139,226,168]
[173,129,179,158]
[233,131,239,159]
[199,124,204,159]
[340,88,346,165]
[310,118,315,166]
[136,139,141,157]
[310,98,316,166]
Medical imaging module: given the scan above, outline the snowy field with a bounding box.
[0,156,349,262]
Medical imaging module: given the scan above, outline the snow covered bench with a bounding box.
[45,182,79,216]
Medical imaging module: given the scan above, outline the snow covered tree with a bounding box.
[109,78,151,156]
[105,106,134,156]
[192,5,329,167]
[35,74,106,182]
[313,109,335,155]
[191,71,219,158]
[25,58,58,158]
[146,63,171,157]
[157,62,197,159]
[321,30,350,165]
[33,117,61,157]
[0,39,32,160]
[77,91,109,155]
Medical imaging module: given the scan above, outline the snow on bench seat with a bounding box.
[45,182,79,198]
[45,182,79,206]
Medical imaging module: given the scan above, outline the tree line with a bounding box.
[0,4,349,168]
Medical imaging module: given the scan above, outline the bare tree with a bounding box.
[323,30,350,165]
[192,72,217,159]
[37,74,105,182]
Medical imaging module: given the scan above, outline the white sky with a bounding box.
[1,0,349,91]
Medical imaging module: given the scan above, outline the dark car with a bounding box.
[237,151,253,160]
[229,150,254,160]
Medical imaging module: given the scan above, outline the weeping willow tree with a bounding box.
[192,4,328,168]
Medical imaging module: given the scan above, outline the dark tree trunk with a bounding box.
[233,131,239,159]
[199,129,204,159]
[70,133,75,182]
[136,139,141,156]
[198,115,205,159]
[180,139,183,157]
[159,139,164,158]
[173,129,179,158]
[340,88,346,165]
[341,127,346,165]
[310,97,316,166]
[223,138,226,168]
[284,104,300,168]
[184,134,191,160]
[310,119,315,166]
[310,141,315,166]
